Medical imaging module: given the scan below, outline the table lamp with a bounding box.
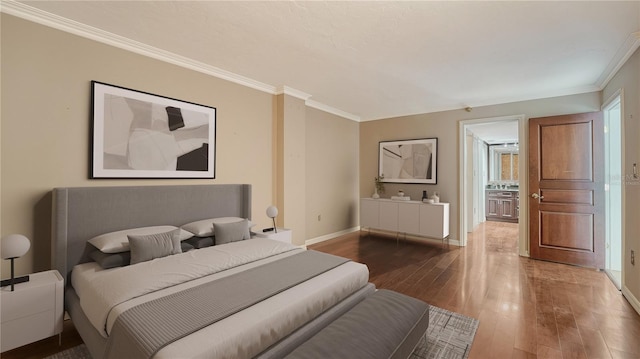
[1,234,31,291]
[266,206,278,233]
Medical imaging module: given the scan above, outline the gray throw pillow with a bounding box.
[128,229,182,265]
[90,250,131,269]
[214,219,250,245]
[185,236,215,249]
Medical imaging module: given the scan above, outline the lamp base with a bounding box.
[0,275,29,288]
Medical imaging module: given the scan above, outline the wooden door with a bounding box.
[529,112,604,268]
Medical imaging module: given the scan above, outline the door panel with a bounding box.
[501,199,515,219]
[529,112,604,268]
[540,212,593,250]
[540,122,593,180]
[540,189,593,205]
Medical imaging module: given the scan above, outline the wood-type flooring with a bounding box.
[310,221,640,359]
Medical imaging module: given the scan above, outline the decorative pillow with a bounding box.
[181,217,255,237]
[90,250,131,269]
[90,241,194,269]
[128,229,182,265]
[181,241,195,252]
[184,236,214,249]
[214,219,250,245]
[88,226,192,254]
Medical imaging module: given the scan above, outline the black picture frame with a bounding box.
[379,138,437,184]
[90,81,216,179]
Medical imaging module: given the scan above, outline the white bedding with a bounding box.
[72,238,370,358]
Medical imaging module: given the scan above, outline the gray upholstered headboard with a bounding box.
[52,184,251,285]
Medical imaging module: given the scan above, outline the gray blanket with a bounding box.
[103,250,349,359]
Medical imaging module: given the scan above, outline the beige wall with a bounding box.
[1,14,362,277]
[279,94,307,246]
[360,92,601,243]
[1,15,276,276]
[306,107,359,240]
[602,47,640,305]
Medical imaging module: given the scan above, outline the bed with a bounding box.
[52,184,373,359]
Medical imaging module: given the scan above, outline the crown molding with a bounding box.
[272,86,360,121]
[1,1,362,121]
[596,31,640,90]
[306,99,361,122]
[275,86,312,101]
[0,0,277,94]
[360,84,601,122]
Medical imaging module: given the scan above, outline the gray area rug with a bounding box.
[411,306,479,359]
[46,305,478,359]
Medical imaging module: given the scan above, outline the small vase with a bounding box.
[372,188,380,199]
[421,190,428,201]
[430,192,440,203]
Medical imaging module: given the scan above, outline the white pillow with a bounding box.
[181,217,255,237]
[88,225,192,253]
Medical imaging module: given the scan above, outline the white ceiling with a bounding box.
[7,1,640,121]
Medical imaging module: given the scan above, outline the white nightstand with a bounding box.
[252,228,292,244]
[1,270,64,352]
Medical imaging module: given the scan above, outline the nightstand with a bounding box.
[1,270,64,352]
[252,228,292,244]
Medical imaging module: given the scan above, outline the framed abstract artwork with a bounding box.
[91,81,216,178]
[379,138,437,184]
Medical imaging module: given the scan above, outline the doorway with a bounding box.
[459,115,526,254]
[604,93,623,289]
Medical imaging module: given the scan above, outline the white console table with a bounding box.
[360,198,450,243]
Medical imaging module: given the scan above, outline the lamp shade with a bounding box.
[266,206,278,219]
[1,234,30,259]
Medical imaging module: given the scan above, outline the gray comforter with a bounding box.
[103,250,349,359]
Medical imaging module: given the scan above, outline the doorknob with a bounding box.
[531,193,544,200]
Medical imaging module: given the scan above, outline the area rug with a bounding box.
[45,305,478,359]
[411,306,479,359]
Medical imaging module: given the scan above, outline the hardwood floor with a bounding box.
[1,319,83,359]
[310,221,640,359]
[4,221,638,358]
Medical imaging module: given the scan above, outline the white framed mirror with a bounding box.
[488,143,519,183]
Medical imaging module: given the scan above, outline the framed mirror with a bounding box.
[488,143,519,182]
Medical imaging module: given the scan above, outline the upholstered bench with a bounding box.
[284,289,430,359]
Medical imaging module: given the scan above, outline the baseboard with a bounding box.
[622,285,640,316]
[305,227,361,246]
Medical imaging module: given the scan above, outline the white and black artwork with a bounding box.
[379,138,437,184]
[91,81,216,178]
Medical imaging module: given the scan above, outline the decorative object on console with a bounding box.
[91,81,216,179]
[422,190,428,201]
[373,175,385,198]
[391,196,411,201]
[0,234,31,291]
[391,189,410,201]
[379,138,437,184]
[430,192,440,203]
[266,205,279,233]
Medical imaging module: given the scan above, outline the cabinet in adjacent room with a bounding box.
[485,190,519,222]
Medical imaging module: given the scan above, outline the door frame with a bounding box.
[603,89,625,289]
[458,114,528,255]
